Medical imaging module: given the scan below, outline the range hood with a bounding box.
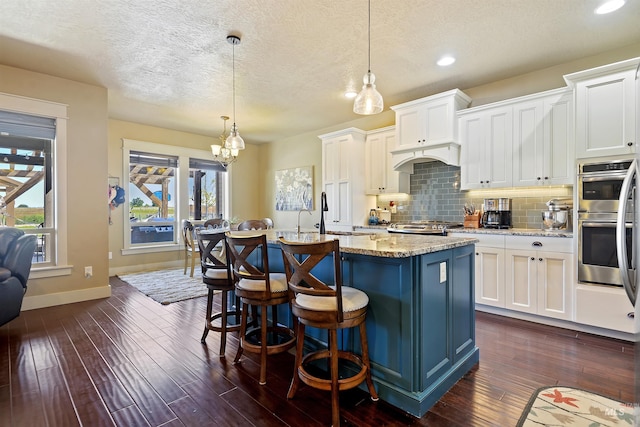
[391,142,460,173]
[389,88,470,173]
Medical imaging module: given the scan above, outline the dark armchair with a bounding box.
[0,227,37,326]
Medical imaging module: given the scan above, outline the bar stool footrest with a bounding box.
[297,349,368,392]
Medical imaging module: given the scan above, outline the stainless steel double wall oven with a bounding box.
[577,158,635,287]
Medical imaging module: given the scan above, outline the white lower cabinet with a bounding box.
[473,235,506,308]
[505,244,573,320]
[450,233,574,322]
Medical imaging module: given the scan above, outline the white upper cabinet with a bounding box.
[391,89,471,172]
[459,106,513,189]
[460,88,574,190]
[512,90,574,187]
[564,57,639,159]
[320,128,375,232]
[365,126,409,195]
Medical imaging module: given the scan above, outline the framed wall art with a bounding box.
[275,166,313,211]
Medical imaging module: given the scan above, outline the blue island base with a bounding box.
[370,347,480,417]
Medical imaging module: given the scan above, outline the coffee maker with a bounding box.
[481,198,512,229]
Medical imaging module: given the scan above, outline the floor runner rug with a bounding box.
[517,386,636,426]
[118,268,208,305]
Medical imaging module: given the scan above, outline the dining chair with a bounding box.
[195,229,241,357]
[261,217,274,229]
[204,218,230,230]
[279,237,378,426]
[225,233,296,385]
[237,219,268,230]
[181,219,198,277]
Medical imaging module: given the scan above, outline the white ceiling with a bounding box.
[0,1,639,144]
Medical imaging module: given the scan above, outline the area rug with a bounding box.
[118,268,208,305]
[517,386,637,426]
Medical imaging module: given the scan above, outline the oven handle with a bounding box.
[579,174,627,182]
[580,221,632,228]
[616,159,636,306]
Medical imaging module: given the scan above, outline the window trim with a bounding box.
[0,92,71,278]
[121,138,230,255]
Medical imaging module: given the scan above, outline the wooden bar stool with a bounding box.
[279,237,378,427]
[225,233,296,385]
[181,219,199,277]
[195,229,241,357]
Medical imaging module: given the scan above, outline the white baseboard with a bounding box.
[22,285,112,311]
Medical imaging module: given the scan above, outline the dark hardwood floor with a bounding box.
[1,276,636,426]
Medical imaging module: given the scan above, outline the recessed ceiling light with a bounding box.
[345,91,358,99]
[595,0,625,14]
[437,56,456,67]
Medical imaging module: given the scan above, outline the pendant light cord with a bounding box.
[232,41,236,128]
[367,0,371,73]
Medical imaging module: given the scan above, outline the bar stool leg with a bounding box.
[233,302,248,364]
[219,290,228,357]
[359,322,379,401]
[259,306,268,385]
[287,321,305,399]
[329,328,340,427]
[200,289,214,343]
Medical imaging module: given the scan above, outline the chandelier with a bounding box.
[211,115,238,168]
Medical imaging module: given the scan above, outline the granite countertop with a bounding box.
[227,229,478,258]
[450,227,573,238]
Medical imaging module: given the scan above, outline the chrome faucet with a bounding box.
[297,208,312,234]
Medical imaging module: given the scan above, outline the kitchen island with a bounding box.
[234,229,479,417]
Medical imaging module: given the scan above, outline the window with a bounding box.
[0,92,69,277]
[122,139,227,254]
[128,151,177,245]
[188,158,227,221]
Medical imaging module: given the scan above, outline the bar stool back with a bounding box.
[279,237,378,427]
[225,233,296,385]
[195,229,241,357]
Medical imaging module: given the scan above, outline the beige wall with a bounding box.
[0,64,109,302]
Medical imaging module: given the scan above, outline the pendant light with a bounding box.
[353,0,383,115]
[211,115,239,168]
[225,35,245,150]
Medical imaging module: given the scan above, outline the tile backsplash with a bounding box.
[379,161,573,229]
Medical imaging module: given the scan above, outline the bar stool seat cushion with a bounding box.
[237,272,288,293]
[203,268,230,280]
[296,286,369,312]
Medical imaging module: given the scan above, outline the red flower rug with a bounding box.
[517,386,637,426]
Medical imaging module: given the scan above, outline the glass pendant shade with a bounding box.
[225,123,245,150]
[353,71,383,115]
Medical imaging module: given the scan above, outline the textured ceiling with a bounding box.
[0,0,639,144]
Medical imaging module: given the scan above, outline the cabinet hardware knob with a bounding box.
[539,258,543,261]
[544,176,549,180]
[537,177,541,180]
[532,241,542,247]
[530,257,535,261]
[476,252,479,255]
[628,312,635,319]
[480,180,484,184]
[627,142,633,147]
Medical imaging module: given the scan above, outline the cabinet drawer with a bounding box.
[505,236,573,253]
[449,233,505,248]
[575,285,637,333]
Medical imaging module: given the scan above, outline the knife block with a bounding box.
[464,213,481,228]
